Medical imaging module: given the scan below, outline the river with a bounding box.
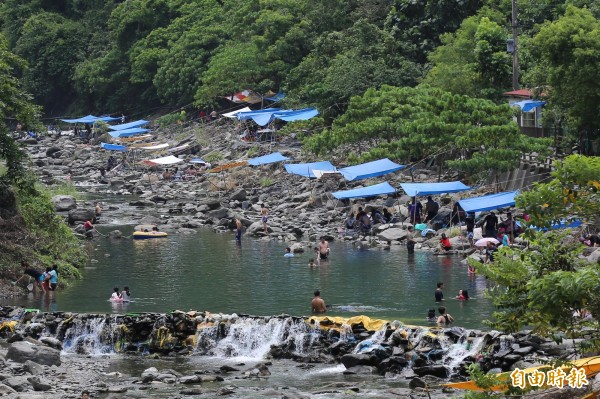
[3,225,494,329]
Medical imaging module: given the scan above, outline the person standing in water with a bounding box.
[435,282,444,302]
[121,286,131,302]
[260,206,269,234]
[234,217,243,242]
[318,237,330,261]
[311,290,327,313]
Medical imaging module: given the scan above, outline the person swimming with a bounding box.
[110,287,122,302]
[284,247,294,257]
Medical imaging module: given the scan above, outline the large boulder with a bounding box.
[246,221,269,236]
[6,341,61,366]
[377,228,408,242]
[230,189,247,201]
[68,209,95,225]
[51,195,77,211]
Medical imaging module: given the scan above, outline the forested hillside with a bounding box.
[1,0,599,151]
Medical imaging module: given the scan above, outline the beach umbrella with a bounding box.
[475,237,500,247]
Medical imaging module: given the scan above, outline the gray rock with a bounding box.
[207,208,230,219]
[412,365,449,378]
[377,228,407,241]
[39,337,62,350]
[23,360,43,376]
[588,248,600,264]
[409,377,427,389]
[0,383,16,395]
[27,377,51,391]
[340,354,379,368]
[6,342,61,366]
[230,189,247,201]
[180,388,203,395]
[68,209,95,225]
[4,376,31,392]
[179,375,201,384]
[108,230,123,239]
[51,195,77,211]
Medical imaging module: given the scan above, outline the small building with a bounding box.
[503,89,546,138]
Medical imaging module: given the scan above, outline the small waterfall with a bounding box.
[499,334,515,352]
[352,322,389,354]
[62,316,119,355]
[444,335,487,372]
[196,317,316,360]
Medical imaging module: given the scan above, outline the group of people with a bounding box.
[21,261,58,292]
[109,287,131,302]
[343,207,395,236]
[429,282,470,324]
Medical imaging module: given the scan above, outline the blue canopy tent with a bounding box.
[248,152,290,166]
[109,120,150,131]
[236,108,318,126]
[332,182,396,199]
[61,115,120,123]
[100,142,128,152]
[284,161,336,179]
[190,158,206,164]
[400,181,472,197]
[339,158,405,181]
[108,127,150,138]
[458,191,518,213]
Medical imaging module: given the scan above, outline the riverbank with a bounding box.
[1,306,596,398]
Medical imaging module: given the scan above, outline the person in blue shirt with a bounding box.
[46,266,58,291]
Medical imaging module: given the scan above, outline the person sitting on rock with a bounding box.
[382,208,394,223]
[371,209,386,225]
[83,220,94,239]
[162,169,172,181]
[439,233,452,251]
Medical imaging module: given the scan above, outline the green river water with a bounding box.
[4,226,494,328]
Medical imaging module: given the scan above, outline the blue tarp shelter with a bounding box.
[236,108,318,126]
[512,100,546,112]
[332,182,396,199]
[339,158,405,181]
[190,158,206,164]
[61,115,120,123]
[458,191,518,213]
[109,120,150,130]
[248,152,290,166]
[100,142,128,152]
[400,181,472,197]
[534,220,583,231]
[108,127,150,138]
[284,161,336,179]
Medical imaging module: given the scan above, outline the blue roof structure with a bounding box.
[459,191,518,213]
[339,158,405,181]
[190,158,206,164]
[109,120,150,130]
[61,115,121,123]
[284,161,336,178]
[400,181,472,197]
[332,182,396,199]
[108,127,150,138]
[100,142,128,152]
[248,152,290,166]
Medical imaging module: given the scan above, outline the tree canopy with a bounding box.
[303,85,550,179]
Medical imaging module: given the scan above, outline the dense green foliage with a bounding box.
[517,155,600,229]
[0,32,83,282]
[304,85,550,180]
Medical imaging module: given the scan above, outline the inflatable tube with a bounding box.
[132,231,168,239]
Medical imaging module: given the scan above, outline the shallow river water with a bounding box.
[4,225,494,328]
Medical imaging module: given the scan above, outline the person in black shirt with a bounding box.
[435,282,444,302]
[465,215,475,248]
[483,212,498,238]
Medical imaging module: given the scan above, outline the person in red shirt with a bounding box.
[83,220,94,239]
[439,233,452,251]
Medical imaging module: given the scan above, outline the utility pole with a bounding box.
[512,0,519,90]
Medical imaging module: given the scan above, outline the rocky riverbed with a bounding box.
[1,306,598,398]
[16,124,599,282]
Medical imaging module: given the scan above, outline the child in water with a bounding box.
[284,247,294,257]
[110,287,122,302]
[121,286,131,302]
[456,289,470,300]
[426,308,436,322]
[308,259,316,267]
